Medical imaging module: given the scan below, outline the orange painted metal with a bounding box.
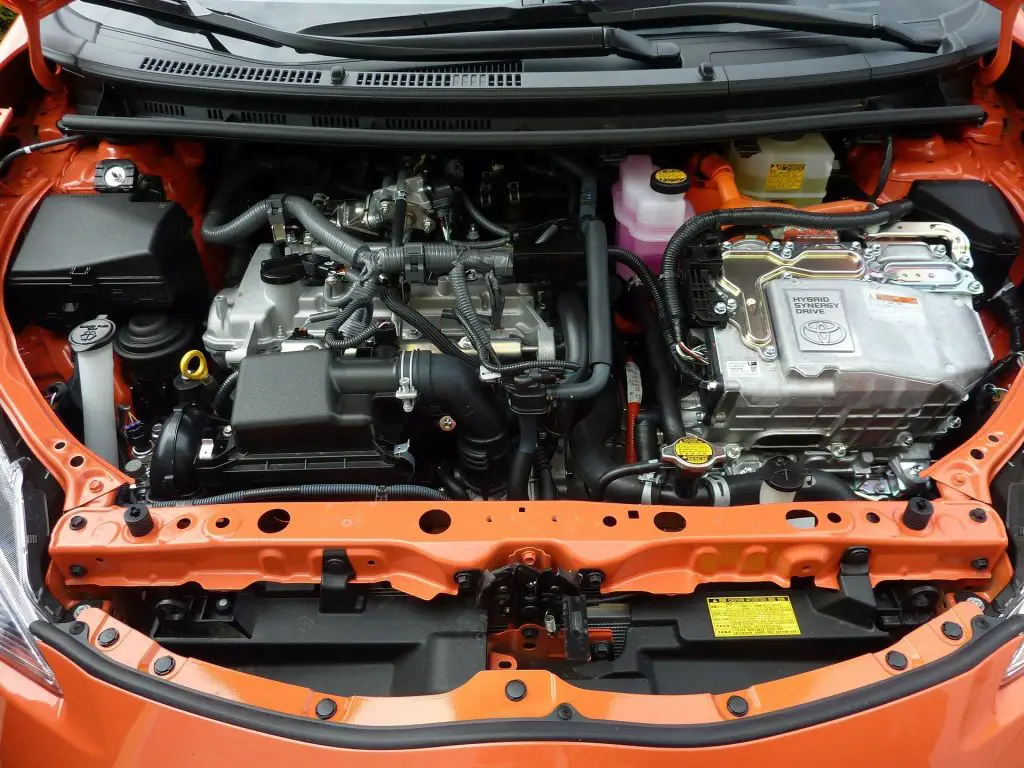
[979,0,1024,85]
[26,601,1001,730]
[48,500,1009,596]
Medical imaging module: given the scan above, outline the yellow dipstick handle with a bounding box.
[179,349,209,381]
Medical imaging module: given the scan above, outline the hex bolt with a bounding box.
[315,698,338,720]
[454,571,474,589]
[69,621,86,636]
[505,679,527,702]
[941,622,964,641]
[97,628,120,648]
[969,508,988,523]
[726,695,749,717]
[438,415,457,432]
[725,298,738,313]
[885,650,908,671]
[591,642,612,660]
[583,571,605,589]
[153,656,176,676]
[213,597,233,615]
[971,558,990,571]
[69,564,87,578]
[829,442,848,459]
[725,444,742,460]
[762,346,778,361]
[556,704,574,721]
[713,301,728,316]
[895,432,914,449]
[967,281,983,293]
[69,515,87,531]
[931,244,948,257]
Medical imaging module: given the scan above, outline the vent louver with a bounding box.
[312,115,359,129]
[140,101,186,117]
[139,58,322,85]
[381,116,492,131]
[354,61,522,89]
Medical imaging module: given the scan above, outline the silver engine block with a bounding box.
[701,221,993,459]
[203,244,554,367]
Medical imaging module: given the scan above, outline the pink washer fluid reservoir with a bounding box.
[612,156,695,277]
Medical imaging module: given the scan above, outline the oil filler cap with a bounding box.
[650,168,690,195]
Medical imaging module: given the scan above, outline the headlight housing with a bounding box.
[0,439,59,693]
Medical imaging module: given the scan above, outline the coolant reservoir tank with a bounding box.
[612,156,695,275]
[727,134,835,207]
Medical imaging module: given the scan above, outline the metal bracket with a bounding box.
[266,194,288,245]
[320,549,362,614]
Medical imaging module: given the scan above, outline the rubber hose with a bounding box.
[568,385,697,504]
[632,288,687,438]
[556,290,589,383]
[509,415,538,500]
[990,283,1024,353]
[463,194,510,238]
[534,437,557,500]
[702,470,857,505]
[391,196,408,247]
[436,465,471,501]
[595,460,660,501]
[660,200,915,341]
[550,219,611,400]
[634,411,661,462]
[149,483,449,506]
[201,199,270,245]
[212,372,239,417]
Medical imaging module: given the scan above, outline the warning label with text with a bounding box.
[707,596,802,638]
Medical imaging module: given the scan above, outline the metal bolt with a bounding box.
[454,571,473,589]
[379,200,392,215]
[72,602,94,618]
[150,423,164,440]
[895,432,914,449]
[781,271,793,280]
[762,346,778,361]
[725,444,742,460]
[829,442,848,459]
[69,515,87,531]
[931,244,948,257]
[401,326,422,340]
[969,508,988,523]
[583,571,605,589]
[69,564,87,578]
[971,558,990,571]
[88,479,103,493]
[69,621,86,636]
[769,241,781,252]
[556,704,574,720]
[103,165,127,187]
[947,416,963,431]
[438,415,457,432]
[315,698,338,720]
[214,597,233,615]
[422,219,435,234]
[221,425,233,439]
[713,301,728,316]
[725,298,738,312]
[867,243,882,256]
[967,281,983,294]
[591,642,612,660]
[965,595,987,610]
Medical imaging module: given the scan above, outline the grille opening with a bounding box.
[139,57,322,85]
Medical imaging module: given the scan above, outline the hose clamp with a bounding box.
[266,194,287,245]
[396,350,419,413]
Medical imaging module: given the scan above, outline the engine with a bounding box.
[9,146,1016,507]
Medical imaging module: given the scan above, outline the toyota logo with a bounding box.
[800,320,848,346]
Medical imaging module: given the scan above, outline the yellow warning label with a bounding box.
[654,168,688,185]
[673,436,714,466]
[707,596,801,637]
[765,162,806,193]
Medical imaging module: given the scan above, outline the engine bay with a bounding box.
[6,125,1023,699]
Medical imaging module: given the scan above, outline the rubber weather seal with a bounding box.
[58,106,986,149]
[31,614,1024,750]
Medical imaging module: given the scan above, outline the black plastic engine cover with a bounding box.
[7,195,206,329]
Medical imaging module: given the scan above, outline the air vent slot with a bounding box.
[381,116,492,132]
[236,111,287,125]
[139,57,322,85]
[312,114,359,129]
[355,62,522,89]
[140,100,186,117]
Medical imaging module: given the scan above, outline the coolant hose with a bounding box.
[632,288,686,439]
[202,195,371,265]
[699,471,857,505]
[634,411,661,462]
[557,290,589,383]
[660,200,915,342]
[150,483,449,506]
[508,415,538,500]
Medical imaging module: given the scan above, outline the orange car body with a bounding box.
[2,0,1024,764]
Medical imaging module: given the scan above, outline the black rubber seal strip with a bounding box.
[32,615,1024,749]
[58,106,985,149]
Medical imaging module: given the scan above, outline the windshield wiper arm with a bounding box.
[82,0,680,65]
[300,1,941,54]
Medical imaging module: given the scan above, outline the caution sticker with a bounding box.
[654,168,688,185]
[707,596,802,638]
[673,436,714,466]
[765,162,806,193]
